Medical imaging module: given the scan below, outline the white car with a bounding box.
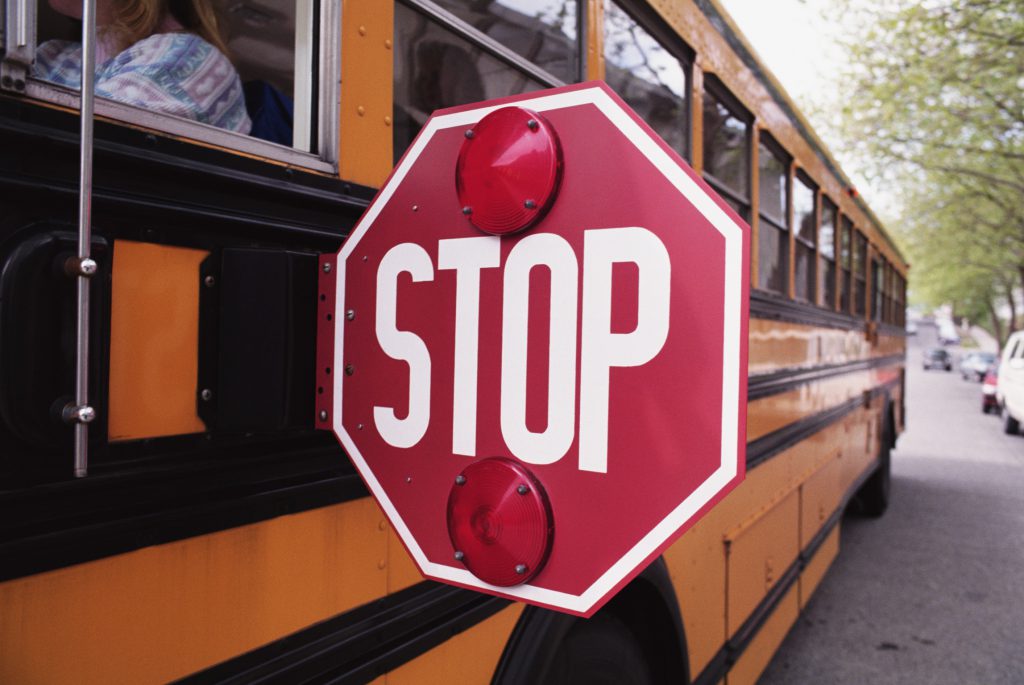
[996,331,1024,433]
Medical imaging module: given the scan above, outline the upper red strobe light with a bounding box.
[455,106,563,235]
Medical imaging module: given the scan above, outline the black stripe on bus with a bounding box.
[747,353,904,401]
[0,377,898,584]
[747,377,899,470]
[174,582,510,685]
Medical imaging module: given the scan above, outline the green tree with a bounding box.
[826,0,1024,341]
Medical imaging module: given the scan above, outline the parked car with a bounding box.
[960,351,997,381]
[923,347,952,371]
[996,331,1024,433]
[982,369,1000,414]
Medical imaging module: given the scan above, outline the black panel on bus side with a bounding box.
[198,248,318,433]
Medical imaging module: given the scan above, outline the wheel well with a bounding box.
[491,557,689,685]
[602,560,689,683]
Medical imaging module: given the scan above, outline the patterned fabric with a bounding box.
[33,32,252,134]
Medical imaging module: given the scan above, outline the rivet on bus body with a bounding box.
[384,39,392,49]
[384,116,392,127]
[200,388,212,402]
[455,474,467,485]
[517,484,530,495]
[323,262,332,273]
[465,129,475,139]
[357,423,364,430]
[346,309,355,321]
[527,119,538,130]
[357,105,365,116]
[462,206,473,216]
[318,410,328,421]
[524,199,536,210]
[515,564,527,575]
[454,551,465,561]
[358,25,367,36]
[204,275,215,287]
[345,364,355,376]
[377,559,386,569]
[412,205,419,212]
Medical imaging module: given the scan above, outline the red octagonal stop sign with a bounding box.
[317,82,749,617]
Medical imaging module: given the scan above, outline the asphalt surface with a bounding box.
[758,323,1024,684]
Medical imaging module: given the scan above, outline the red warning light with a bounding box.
[455,106,563,235]
[447,458,553,587]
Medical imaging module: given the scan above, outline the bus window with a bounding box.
[603,0,690,159]
[793,172,817,303]
[757,134,789,294]
[393,1,549,162]
[703,79,751,219]
[819,197,837,309]
[840,215,852,312]
[27,0,335,161]
[853,229,868,317]
[428,0,581,84]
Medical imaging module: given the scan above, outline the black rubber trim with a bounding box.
[175,582,510,685]
[747,377,899,469]
[751,289,869,331]
[748,353,905,401]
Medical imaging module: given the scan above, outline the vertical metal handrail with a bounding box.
[67,0,99,477]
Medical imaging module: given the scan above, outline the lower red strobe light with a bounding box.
[447,457,553,587]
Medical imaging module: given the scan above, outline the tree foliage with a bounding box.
[829,0,1024,342]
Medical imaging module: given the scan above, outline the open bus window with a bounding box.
[603,0,689,160]
[394,1,547,162]
[27,0,331,158]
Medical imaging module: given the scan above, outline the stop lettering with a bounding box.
[318,82,749,617]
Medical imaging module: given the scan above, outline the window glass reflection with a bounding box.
[394,3,545,161]
[431,0,580,82]
[793,176,816,245]
[757,141,787,226]
[819,199,837,308]
[604,0,688,157]
[703,91,749,197]
[758,224,787,295]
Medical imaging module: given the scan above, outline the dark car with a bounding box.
[982,368,1000,414]
[923,347,952,371]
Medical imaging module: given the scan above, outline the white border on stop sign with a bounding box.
[332,85,744,615]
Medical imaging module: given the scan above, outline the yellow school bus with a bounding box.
[0,1,906,683]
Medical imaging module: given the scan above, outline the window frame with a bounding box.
[754,131,790,295]
[819,195,838,310]
[792,169,817,304]
[702,74,753,217]
[8,0,342,173]
[602,0,694,162]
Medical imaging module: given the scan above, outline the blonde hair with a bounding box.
[105,0,229,55]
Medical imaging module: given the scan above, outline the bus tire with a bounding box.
[858,405,893,518]
[541,613,655,685]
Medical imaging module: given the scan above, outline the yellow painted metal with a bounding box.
[726,583,799,685]
[799,527,839,610]
[339,0,395,186]
[726,490,799,632]
[0,499,388,685]
[107,240,208,440]
[385,605,524,685]
[663,507,728,677]
[587,0,605,81]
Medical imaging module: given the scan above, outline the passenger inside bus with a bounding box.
[33,0,252,134]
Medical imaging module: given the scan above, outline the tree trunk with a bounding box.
[987,298,1005,348]
[1005,276,1019,335]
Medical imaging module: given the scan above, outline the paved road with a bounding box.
[758,323,1024,684]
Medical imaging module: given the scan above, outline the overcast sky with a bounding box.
[713,0,889,213]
